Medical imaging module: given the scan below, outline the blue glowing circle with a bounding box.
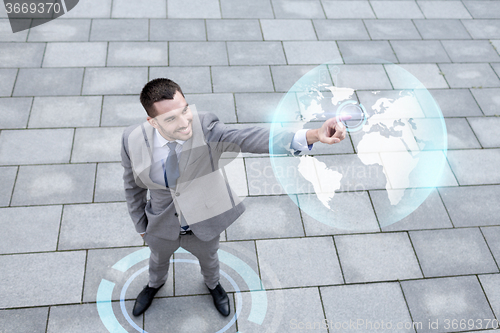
[96,247,270,333]
[269,57,448,230]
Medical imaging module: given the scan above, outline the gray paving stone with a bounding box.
[237,288,327,333]
[107,42,169,66]
[417,1,472,19]
[0,307,48,333]
[283,41,341,65]
[464,1,500,19]
[261,19,317,41]
[386,64,448,89]
[272,0,325,19]
[169,41,228,66]
[321,282,414,333]
[319,153,389,190]
[0,19,28,41]
[471,88,500,116]
[235,92,298,123]
[322,0,375,19]
[101,95,146,126]
[0,97,31,128]
[462,19,500,39]
[43,42,107,67]
[0,166,16,206]
[0,68,16,96]
[444,117,482,149]
[212,66,274,93]
[90,19,149,41]
[0,251,86,307]
[0,205,61,254]
[337,41,398,63]
[401,276,495,333]
[27,19,91,42]
[149,66,212,94]
[336,232,422,283]
[150,19,206,41]
[481,227,500,268]
[299,191,379,235]
[313,19,370,40]
[371,1,424,19]
[47,301,141,333]
[94,162,126,202]
[144,295,237,332]
[467,116,500,148]
[410,117,482,149]
[0,42,45,68]
[227,41,285,65]
[59,202,142,250]
[478,274,500,322]
[270,65,322,92]
[492,40,500,53]
[333,64,392,89]
[256,237,343,288]
[0,128,74,165]
[411,228,498,277]
[83,247,173,303]
[428,89,483,117]
[11,163,96,206]
[72,127,124,163]
[29,96,102,128]
[439,185,500,227]
[492,63,500,80]
[82,67,148,95]
[414,19,472,39]
[226,195,304,241]
[207,19,263,41]
[364,19,421,40]
[442,40,500,63]
[168,0,221,19]
[245,157,285,195]
[376,188,453,231]
[173,240,259,295]
[220,0,274,19]
[14,68,84,96]
[391,40,450,63]
[62,0,112,18]
[184,93,236,123]
[112,0,166,18]
[447,149,500,185]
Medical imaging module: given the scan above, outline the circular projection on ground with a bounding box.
[269,57,448,230]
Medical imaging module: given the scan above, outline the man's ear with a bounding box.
[147,116,158,128]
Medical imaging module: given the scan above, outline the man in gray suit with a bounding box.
[121,78,348,317]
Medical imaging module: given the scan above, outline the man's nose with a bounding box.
[179,115,189,128]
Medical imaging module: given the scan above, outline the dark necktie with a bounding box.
[164,142,180,188]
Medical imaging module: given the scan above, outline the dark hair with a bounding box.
[140,78,185,117]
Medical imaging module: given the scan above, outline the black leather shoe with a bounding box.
[132,283,164,316]
[207,283,230,316]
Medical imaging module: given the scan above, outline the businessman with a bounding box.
[121,78,348,317]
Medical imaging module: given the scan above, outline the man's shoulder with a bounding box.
[123,123,143,138]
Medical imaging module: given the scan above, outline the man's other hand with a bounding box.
[306,115,351,145]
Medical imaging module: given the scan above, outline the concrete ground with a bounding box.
[0,0,499,332]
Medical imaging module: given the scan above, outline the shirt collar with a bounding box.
[154,128,185,147]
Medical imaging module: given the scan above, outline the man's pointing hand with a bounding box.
[306,115,351,145]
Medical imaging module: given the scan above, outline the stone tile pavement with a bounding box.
[0,0,499,332]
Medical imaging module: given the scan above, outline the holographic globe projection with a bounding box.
[269,57,449,231]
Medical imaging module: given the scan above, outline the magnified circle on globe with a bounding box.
[269,57,448,231]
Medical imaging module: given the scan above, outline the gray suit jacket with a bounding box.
[121,109,296,241]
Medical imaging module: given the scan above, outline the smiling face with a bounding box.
[147,91,193,141]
